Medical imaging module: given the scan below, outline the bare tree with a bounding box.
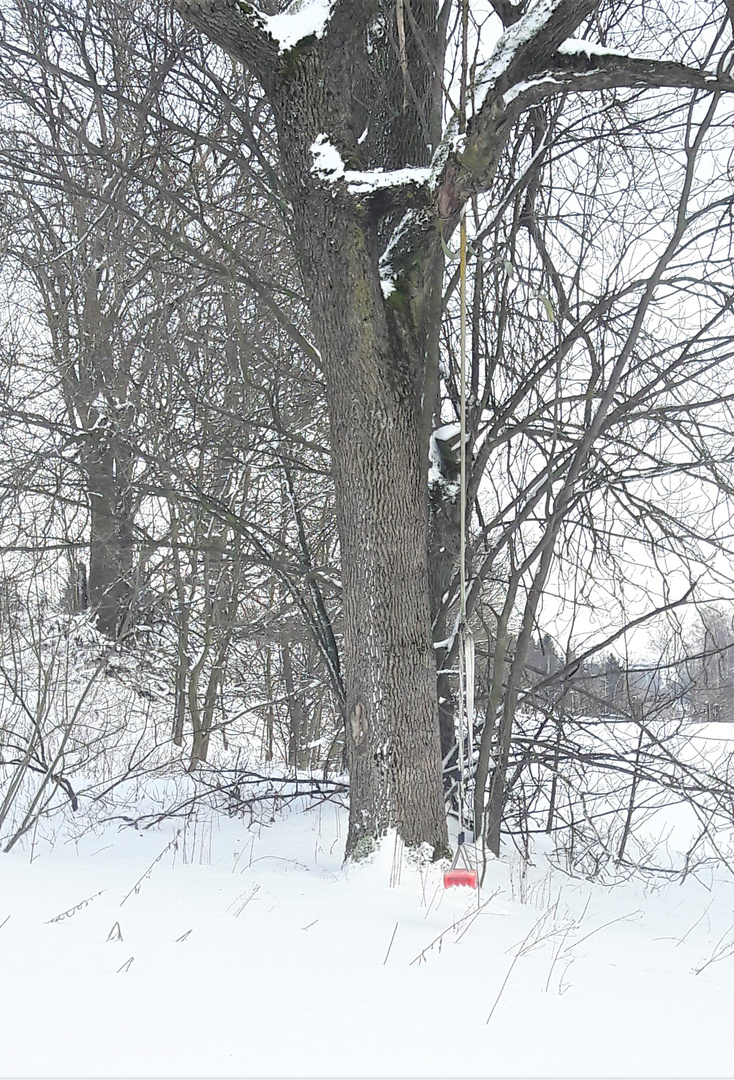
[170,0,734,857]
[0,0,344,777]
[4,0,734,866]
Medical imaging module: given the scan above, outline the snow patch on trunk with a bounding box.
[310,134,345,181]
[263,0,335,51]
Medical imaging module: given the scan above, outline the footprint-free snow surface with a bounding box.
[1,795,733,1078]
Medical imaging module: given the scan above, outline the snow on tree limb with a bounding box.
[310,135,430,191]
[557,37,630,59]
[383,0,734,289]
[502,54,734,109]
[174,0,734,299]
[173,0,377,84]
[457,0,734,200]
[472,0,597,107]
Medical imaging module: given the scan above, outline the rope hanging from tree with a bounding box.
[444,0,479,891]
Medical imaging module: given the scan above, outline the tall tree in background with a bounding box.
[0,1,189,638]
[0,0,341,770]
[172,0,734,858]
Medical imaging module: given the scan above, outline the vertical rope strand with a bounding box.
[459,0,469,624]
[457,0,471,854]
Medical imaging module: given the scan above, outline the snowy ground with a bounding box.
[1,792,733,1080]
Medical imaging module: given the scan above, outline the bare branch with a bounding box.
[172,0,279,88]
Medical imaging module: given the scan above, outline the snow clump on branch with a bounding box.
[472,0,566,109]
[557,38,631,60]
[261,0,335,51]
[310,135,430,193]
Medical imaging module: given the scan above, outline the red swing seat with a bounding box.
[443,867,478,888]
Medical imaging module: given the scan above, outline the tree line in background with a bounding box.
[2,0,734,873]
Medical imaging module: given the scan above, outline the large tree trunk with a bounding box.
[282,181,448,857]
[332,357,448,856]
[254,12,450,856]
[173,0,451,859]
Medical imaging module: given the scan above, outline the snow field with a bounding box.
[2,799,734,1078]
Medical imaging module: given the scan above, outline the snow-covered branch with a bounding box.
[472,0,597,107]
[310,135,430,197]
[175,0,376,81]
[383,0,734,289]
[502,50,734,110]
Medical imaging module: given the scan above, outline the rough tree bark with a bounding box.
[171,0,734,857]
[268,34,449,854]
